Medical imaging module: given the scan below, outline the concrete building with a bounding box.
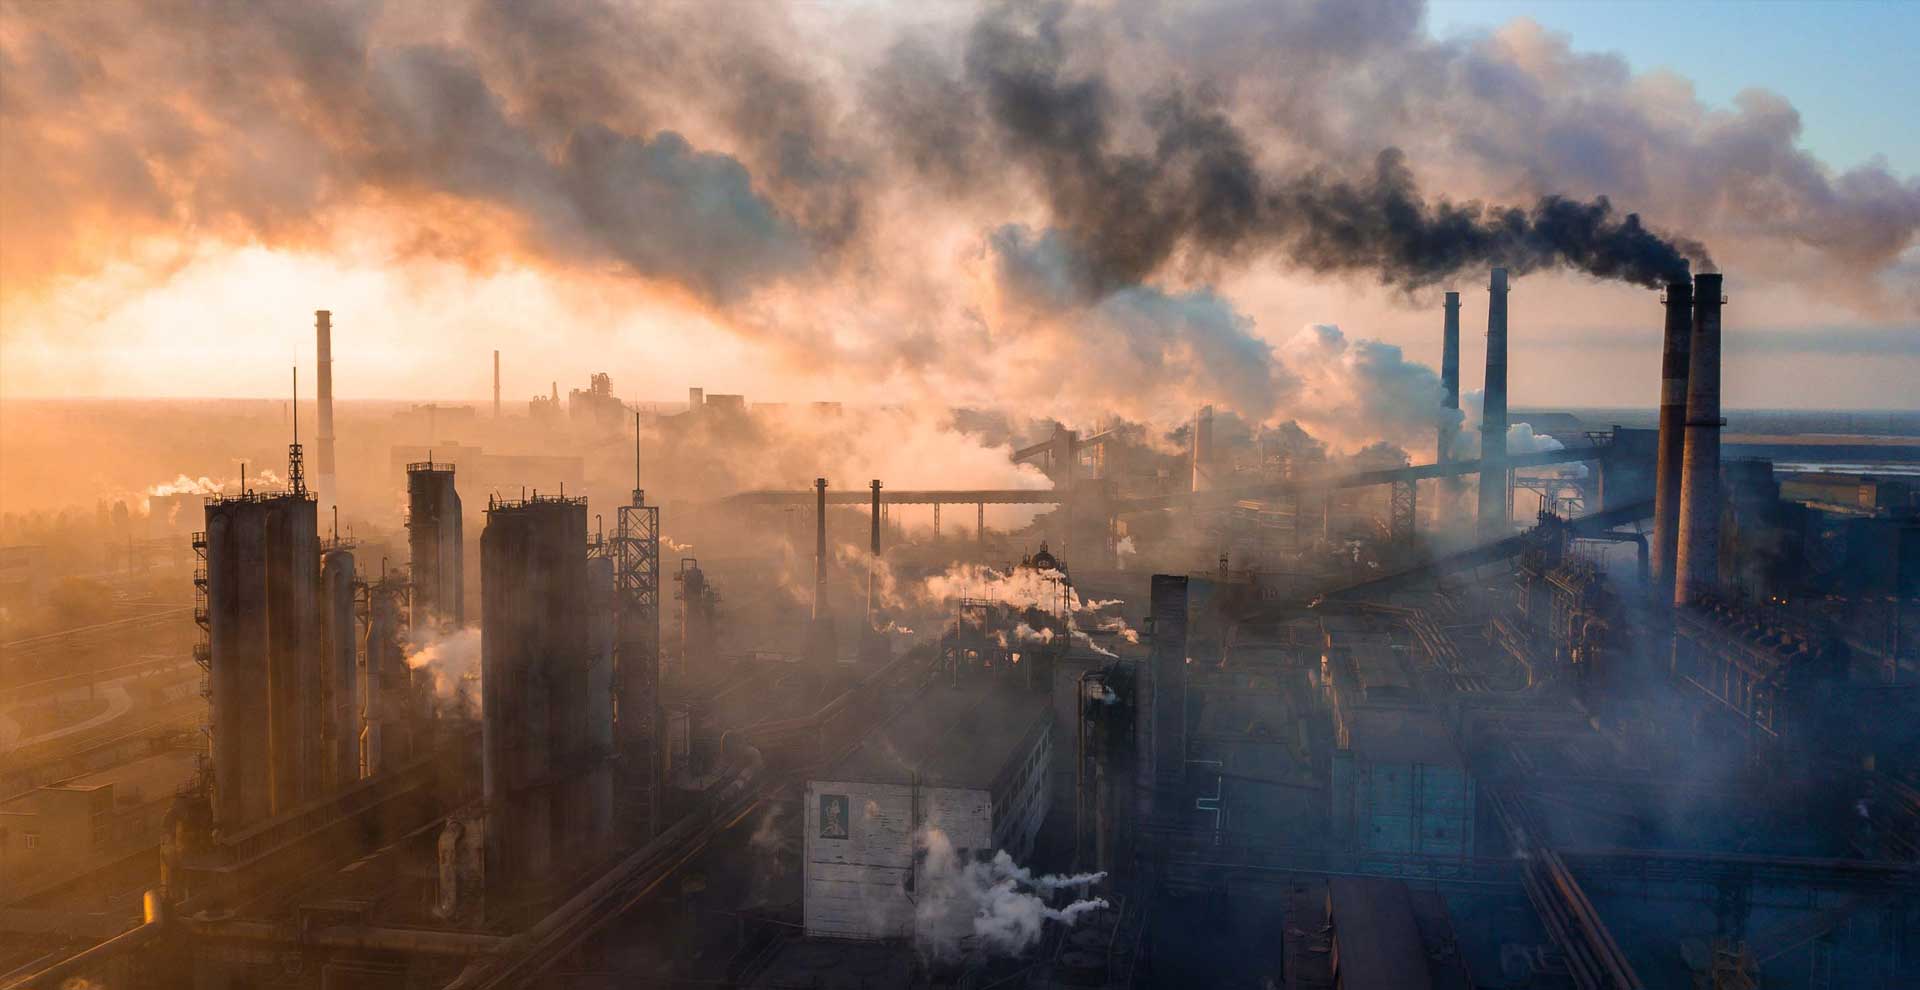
[0,749,199,894]
[803,680,1051,942]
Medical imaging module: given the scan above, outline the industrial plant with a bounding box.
[4,1,1919,988]
[3,274,1915,990]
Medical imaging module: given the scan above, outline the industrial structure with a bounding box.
[407,460,464,629]
[11,274,1919,990]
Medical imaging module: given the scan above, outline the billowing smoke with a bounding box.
[5,0,1914,427]
[914,825,1108,960]
[946,5,1706,294]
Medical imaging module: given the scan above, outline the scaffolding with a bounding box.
[615,485,662,838]
[1389,479,1418,548]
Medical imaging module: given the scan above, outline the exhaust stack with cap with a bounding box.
[1673,273,1725,606]
[1476,269,1510,538]
[1652,277,1693,592]
[315,311,336,506]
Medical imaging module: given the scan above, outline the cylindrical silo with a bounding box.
[320,548,358,791]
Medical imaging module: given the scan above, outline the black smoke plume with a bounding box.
[952,2,1708,295]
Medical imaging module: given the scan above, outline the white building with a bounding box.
[803,680,1051,943]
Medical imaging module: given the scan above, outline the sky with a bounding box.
[0,0,1915,419]
[1429,1,1920,177]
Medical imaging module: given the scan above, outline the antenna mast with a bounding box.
[288,365,307,496]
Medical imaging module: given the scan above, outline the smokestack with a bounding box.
[869,480,882,556]
[808,477,838,664]
[1673,273,1724,606]
[1190,407,1214,493]
[1652,277,1694,594]
[1476,268,1510,538]
[814,478,828,620]
[492,350,501,419]
[1439,291,1460,463]
[315,311,335,505]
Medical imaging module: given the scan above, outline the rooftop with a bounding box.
[822,679,1049,790]
[52,749,198,803]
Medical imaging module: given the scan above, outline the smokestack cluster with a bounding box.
[1651,277,1694,593]
[1673,273,1725,606]
[1476,268,1510,538]
[315,311,336,507]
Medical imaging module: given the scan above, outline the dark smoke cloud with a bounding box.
[946,2,1707,293]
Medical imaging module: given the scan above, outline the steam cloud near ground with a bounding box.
[914,825,1108,960]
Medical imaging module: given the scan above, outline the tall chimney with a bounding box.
[1476,269,1510,538]
[869,480,882,557]
[1673,273,1724,606]
[1440,291,1461,456]
[492,350,501,419]
[315,311,336,506]
[814,478,828,621]
[1652,277,1693,593]
[1190,407,1214,493]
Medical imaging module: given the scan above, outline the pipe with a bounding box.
[1651,278,1693,594]
[1477,268,1510,538]
[1673,272,1724,606]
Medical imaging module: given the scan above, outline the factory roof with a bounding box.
[822,679,1050,790]
[52,749,198,804]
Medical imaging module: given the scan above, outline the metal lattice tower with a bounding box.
[614,413,662,837]
[1389,479,1418,548]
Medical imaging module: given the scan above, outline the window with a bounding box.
[24,832,40,850]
